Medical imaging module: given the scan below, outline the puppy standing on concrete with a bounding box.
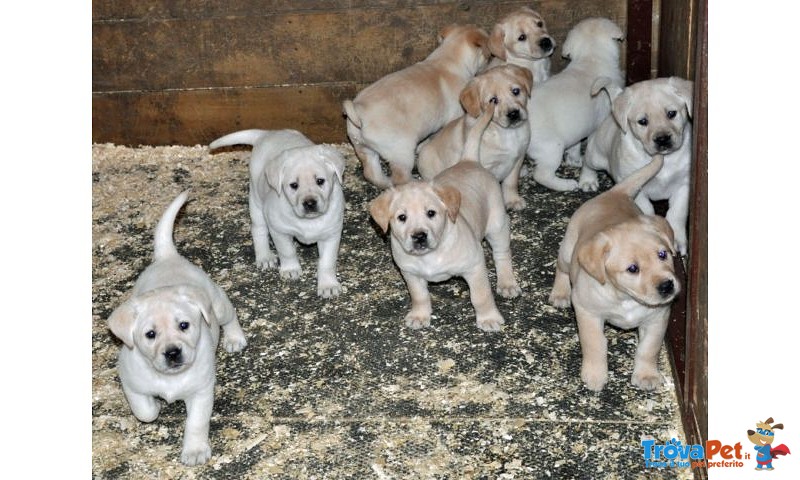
[526,17,625,191]
[370,103,521,331]
[416,64,533,210]
[548,156,680,392]
[487,7,555,84]
[343,24,491,188]
[108,191,247,465]
[580,77,694,255]
[209,129,346,298]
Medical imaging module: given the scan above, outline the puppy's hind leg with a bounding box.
[180,384,215,466]
[530,143,579,192]
[548,260,572,308]
[214,291,247,352]
[354,143,393,189]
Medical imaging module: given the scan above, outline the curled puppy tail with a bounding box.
[591,76,623,102]
[611,154,664,199]
[153,190,190,262]
[342,100,362,128]
[460,101,495,164]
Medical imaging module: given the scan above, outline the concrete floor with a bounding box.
[91,143,692,479]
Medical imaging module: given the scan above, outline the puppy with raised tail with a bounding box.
[487,6,555,83]
[209,129,346,298]
[416,64,533,210]
[108,190,247,465]
[343,24,491,188]
[370,103,521,331]
[548,155,680,391]
[581,76,694,255]
[526,17,624,191]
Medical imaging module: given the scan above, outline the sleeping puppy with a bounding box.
[108,190,247,465]
[209,129,346,298]
[581,76,694,255]
[416,64,533,210]
[487,7,555,83]
[343,24,491,188]
[548,155,680,392]
[526,17,624,191]
[370,103,521,331]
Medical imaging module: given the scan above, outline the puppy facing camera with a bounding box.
[108,190,247,465]
[549,156,680,392]
[209,129,347,298]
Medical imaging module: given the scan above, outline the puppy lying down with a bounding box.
[548,155,680,391]
[370,103,521,331]
[108,190,247,465]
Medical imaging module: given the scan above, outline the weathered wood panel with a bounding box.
[658,0,697,79]
[92,0,626,146]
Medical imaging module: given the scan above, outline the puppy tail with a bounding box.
[342,100,362,128]
[153,190,190,261]
[612,154,664,198]
[209,129,266,150]
[591,76,623,101]
[460,101,494,163]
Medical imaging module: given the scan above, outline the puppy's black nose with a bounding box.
[539,37,553,52]
[654,134,673,151]
[507,109,521,123]
[411,231,427,246]
[164,347,182,365]
[303,198,318,212]
[657,279,675,297]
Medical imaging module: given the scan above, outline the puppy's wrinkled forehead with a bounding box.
[389,184,444,215]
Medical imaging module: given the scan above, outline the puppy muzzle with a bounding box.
[300,196,325,217]
[164,345,184,369]
[406,230,434,255]
[539,37,554,55]
[653,133,675,153]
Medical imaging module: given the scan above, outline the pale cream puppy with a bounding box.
[526,17,624,191]
[343,24,491,188]
[416,64,533,210]
[581,76,694,255]
[209,129,346,298]
[108,190,247,466]
[548,155,680,392]
[487,6,555,83]
[370,105,521,331]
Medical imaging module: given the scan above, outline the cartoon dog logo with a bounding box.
[747,417,791,471]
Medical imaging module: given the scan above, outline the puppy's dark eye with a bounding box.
[316,178,325,186]
[289,182,299,190]
[179,321,190,331]
[637,117,648,126]
[667,110,677,119]
[537,21,544,28]
[518,34,527,42]
[426,210,436,218]
[627,264,639,274]
[658,249,668,260]
[489,96,499,104]
[398,213,407,222]
[511,87,521,96]
[145,330,156,339]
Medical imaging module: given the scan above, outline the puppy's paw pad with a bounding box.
[180,443,212,466]
[581,368,608,392]
[318,282,342,298]
[497,283,522,299]
[404,313,431,330]
[279,268,302,280]
[476,313,504,332]
[632,371,663,391]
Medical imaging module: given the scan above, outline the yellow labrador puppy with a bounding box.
[581,76,694,255]
[343,24,491,188]
[108,190,247,465]
[548,155,680,392]
[526,17,624,191]
[416,64,533,210]
[209,129,346,298]
[487,7,555,83]
[370,104,521,331]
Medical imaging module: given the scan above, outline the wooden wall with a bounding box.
[92,0,626,146]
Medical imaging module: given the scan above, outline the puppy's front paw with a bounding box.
[632,369,664,391]
[504,196,527,211]
[675,236,688,257]
[578,169,599,192]
[317,280,342,298]
[404,312,431,330]
[578,179,599,192]
[181,441,212,466]
[476,311,504,332]
[222,333,247,353]
[279,267,302,280]
[497,282,522,299]
[581,364,608,392]
[256,255,279,270]
[548,284,571,308]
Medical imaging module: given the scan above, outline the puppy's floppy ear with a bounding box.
[317,145,346,185]
[641,215,677,256]
[265,152,288,196]
[433,184,461,223]
[466,27,491,58]
[488,24,507,60]
[509,64,533,97]
[576,232,611,284]
[369,189,394,233]
[611,89,632,134]
[459,79,483,118]
[108,300,138,349]
[175,285,217,326]
[669,77,694,120]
